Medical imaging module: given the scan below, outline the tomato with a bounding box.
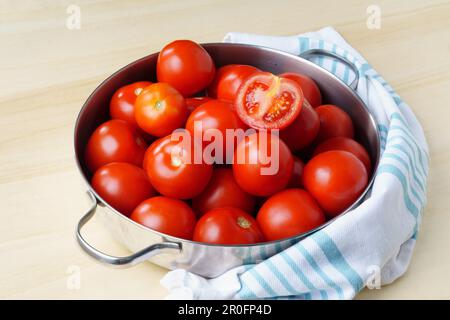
[257,189,325,241]
[91,162,156,216]
[110,81,152,129]
[303,150,368,217]
[157,40,215,97]
[185,100,247,163]
[134,83,187,137]
[193,207,264,244]
[144,133,213,199]
[131,196,196,240]
[313,137,371,173]
[280,73,322,108]
[280,100,320,151]
[192,168,255,217]
[315,104,354,143]
[288,156,304,188]
[85,120,147,173]
[207,64,260,101]
[186,97,212,114]
[235,72,304,129]
[233,131,294,196]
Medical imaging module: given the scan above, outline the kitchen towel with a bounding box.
[160,26,429,299]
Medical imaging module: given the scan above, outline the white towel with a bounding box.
[160,27,429,300]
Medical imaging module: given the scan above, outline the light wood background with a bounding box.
[1,0,449,299]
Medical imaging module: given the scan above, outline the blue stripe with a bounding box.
[342,51,350,84]
[238,284,258,299]
[359,62,371,75]
[388,133,427,180]
[383,154,424,205]
[331,44,338,74]
[378,124,388,133]
[387,140,427,185]
[248,268,277,297]
[383,152,425,193]
[296,244,344,299]
[376,164,420,218]
[318,40,325,67]
[311,232,364,293]
[298,37,308,53]
[387,121,428,176]
[278,250,326,297]
[237,265,259,299]
[259,245,267,261]
[391,112,429,157]
[265,259,300,296]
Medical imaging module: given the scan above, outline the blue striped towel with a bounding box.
[160,27,429,300]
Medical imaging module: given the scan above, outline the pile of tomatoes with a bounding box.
[84,40,370,245]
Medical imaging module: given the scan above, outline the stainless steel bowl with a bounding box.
[75,43,380,278]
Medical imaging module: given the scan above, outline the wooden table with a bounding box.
[1,0,449,299]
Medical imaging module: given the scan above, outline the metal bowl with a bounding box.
[75,43,380,278]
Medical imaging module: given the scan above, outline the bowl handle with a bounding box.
[299,49,359,91]
[76,190,181,268]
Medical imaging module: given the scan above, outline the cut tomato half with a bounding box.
[235,72,304,130]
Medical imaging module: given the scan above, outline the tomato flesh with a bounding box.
[236,72,304,129]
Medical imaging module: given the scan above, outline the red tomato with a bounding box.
[85,120,147,173]
[144,133,213,199]
[315,105,354,143]
[157,40,215,97]
[110,81,152,128]
[185,100,247,163]
[303,150,368,217]
[186,97,212,114]
[235,72,304,129]
[233,131,294,196]
[192,168,256,217]
[288,156,305,188]
[280,100,320,151]
[193,207,264,244]
[207,64,260,102]
[131,196,196,240]
[91,162,156,216]
[134,83,187,137]
[257,189,325,241]
[313,137,371,173]
[280,73,322,108]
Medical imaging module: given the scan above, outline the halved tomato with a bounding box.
[235,72,304,130]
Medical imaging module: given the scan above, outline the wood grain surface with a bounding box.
[0,0,449,299]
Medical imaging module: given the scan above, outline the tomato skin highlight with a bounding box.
[257,189,326,241]
[313,137,371,173]
[110,81,152,129]
[207,64,260,102]
[193,207,264,244]
[131,196,197,240]
[192,168,256,217]
[144,133,213,199]
[235,72,304,130]
[233,131,294,197]
[315,104,354,143]
[135,83,187,137]
[288,156,305,188]
[85,120,148,173]
[280,72,322,108]
[157,40,215,97]
[91,162,156,216]
[303,150,368,217]
[280,100,320,152]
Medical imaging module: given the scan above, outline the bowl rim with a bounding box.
[74,42,381,248]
